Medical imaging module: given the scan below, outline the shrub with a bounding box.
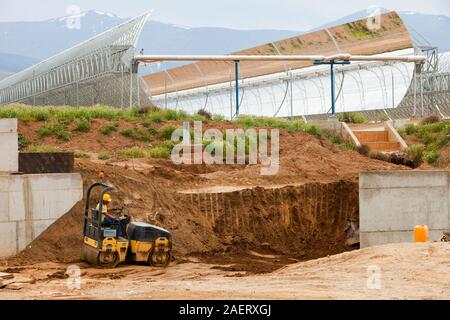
[162,109,187,121]
[36,124,56,137]
[119,128,151,142]
[98,152,111,160]
[147,112,162,123]
[160,125,178,139]
[304,124,321,136]
[146,127,158,136]
[148,146,171,159]
[100,123,118,135]
[74,151,90,159]
[141,121,158,135]
[18,133,29,149]
[436,134,448,148]
[161,140,177,152]
[424,150,439,164]
[74,118,91,132]
[337,112,367,124]
[322,131,342,144]
[56,130,70,141]
[120,128,134,138]
[33,110,50,121]
[117,147,146,158]
[408,144,425,167]
[404,124,417,135]
[337,142,356,151]
[419,132,434,145]
[286,120,307,133]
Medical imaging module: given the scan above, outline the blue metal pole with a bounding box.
[235,60,239,117]
[330,62,335,115]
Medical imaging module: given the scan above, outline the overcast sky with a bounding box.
[1,0,449,30]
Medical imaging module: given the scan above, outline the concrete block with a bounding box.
[0,174,23,192]
[28,174,82,220]
[360,171,448,189]
[16,221,26,252]
[360,171,450,248]
[31,219,54,240]
[360,230,446,247]
[8,190,25,222]
[360,187,448,231]
[0,192,8,222]
[0,118,17,133]
[0,172,82,258]
[27,173,82,191]
[0,222,17,257]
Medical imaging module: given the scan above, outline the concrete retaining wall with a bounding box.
[0,119,18,173]
[0,173,83,257]
[360,171,450,247]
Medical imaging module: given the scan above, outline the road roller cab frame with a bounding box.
[83,182,173,268]
[83,182,129,267]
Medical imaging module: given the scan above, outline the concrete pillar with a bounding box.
[0,119,18,173]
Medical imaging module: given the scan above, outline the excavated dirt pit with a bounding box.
[4,171,359,274]
[180,181,359,272]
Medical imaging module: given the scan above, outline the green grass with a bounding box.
[234,116,323,138]
[407,144,425,167]
[18,133,29,149]
[148,146,171,159]
[337,112,368,124]
[98,152,111,160]
[322,131,342,144]
[159,125,178,139]
[399,120,450,166]
[212,114,226,122]
[28,145,61,153]
[404,124,418,135]
[117,147,146,158]
[100,123,118,135]
[0,104,202,123]
[145,109,188,122]
[424,150,439,164]
[74,151,90,159]
[74,118,91,132]
[337,142,357,151]
[120,128,151,142]
[36,123,71,141]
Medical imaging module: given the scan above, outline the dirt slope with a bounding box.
[0,243,448,300]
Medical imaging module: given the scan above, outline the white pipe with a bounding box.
[350,55,426,62]
[134,54,326,62]
[134,54,426,63]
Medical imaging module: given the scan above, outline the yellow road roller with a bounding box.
[82,182,172,268]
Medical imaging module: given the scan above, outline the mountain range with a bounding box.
[0,9,449,79]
